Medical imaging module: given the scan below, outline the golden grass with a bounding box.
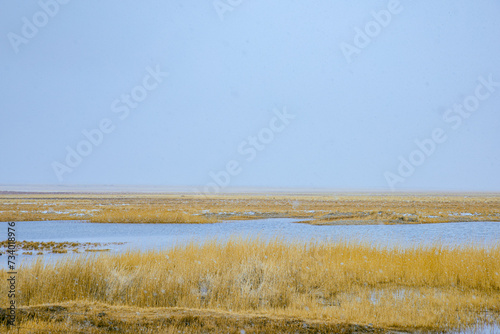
[89,207,216,224]
[0,192,499,225]
[3,238,499,332]
[7,301,385,333]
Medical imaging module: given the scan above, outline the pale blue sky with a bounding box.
[0,0,499,192]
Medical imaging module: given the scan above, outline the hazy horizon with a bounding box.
[2,184,500,196]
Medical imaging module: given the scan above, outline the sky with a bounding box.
[0,0,499,193]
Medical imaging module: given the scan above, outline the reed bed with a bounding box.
[88,207,217,224]
[3,238,499,332]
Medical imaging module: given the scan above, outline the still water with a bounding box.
[2,219,499,254]
[2,219,499,333]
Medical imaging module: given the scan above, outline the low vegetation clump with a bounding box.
[1,238,499,332]
[0,240,120,255]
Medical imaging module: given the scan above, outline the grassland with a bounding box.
[1,238,499,333]
[0,192,499,225]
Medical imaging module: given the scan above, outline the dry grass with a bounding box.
[3,301,387,333]
[2,238,499,332]
[90,207,217,224]
[0,192,499,225]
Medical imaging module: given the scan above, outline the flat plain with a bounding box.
[0,192,499,225]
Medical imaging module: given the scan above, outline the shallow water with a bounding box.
[2,219,499,255]
[2,219,499,333]
[454,324,500,334]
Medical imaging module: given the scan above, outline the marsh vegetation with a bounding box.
[1,238,499,333]
[0,193,499,225]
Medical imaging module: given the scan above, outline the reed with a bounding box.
[88,207,216,224]
[3,238,499,332]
